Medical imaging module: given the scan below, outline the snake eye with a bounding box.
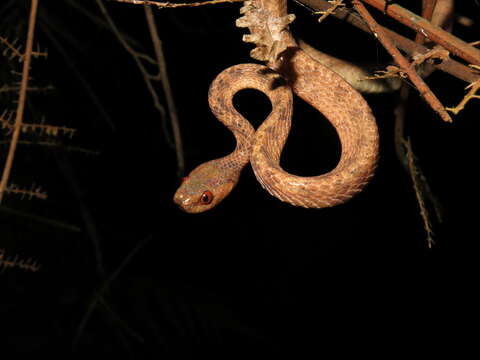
[200,190,213,205]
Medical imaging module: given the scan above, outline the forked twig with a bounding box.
[73,235,151,349]
[144,5,185,175]
[360,0,480,67]
[446,67,480,115]
[352,0,452,122]
[314,0,345,23]
[97,0,185,175]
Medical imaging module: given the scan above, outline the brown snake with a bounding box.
[174,0,379,213]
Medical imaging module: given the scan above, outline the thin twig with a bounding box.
[446,77,480,115]
[110,0,243,8]
[0,118,76,137]
[403,138,435,248]
[4,183,47,200]
[41,23,116,131]
[0,204,81,232]
[54,150,107,277]
[0,35,47,61]
[314,0,345,23]
[144,5,185,175]
[0,84,54,94]
[96,0,185,172]
[0,139,100,155]
[99,298,145,343]
[393,85,409,169]
[73,235,152,349]
[352,0,452,122]
[0,36,23,60]
[0,0,39,203]
[394,86,444,237]
[65,0,144,48]
[0,248,41,273]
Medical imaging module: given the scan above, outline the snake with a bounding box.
[173,0,382,213]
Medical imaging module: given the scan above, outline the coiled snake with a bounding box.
[174,0,379,213]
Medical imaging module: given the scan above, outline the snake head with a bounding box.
[174,159,240,213]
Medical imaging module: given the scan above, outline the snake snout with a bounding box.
[173,191,192,210]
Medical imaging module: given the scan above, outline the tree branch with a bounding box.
[360,0,480,66]
[295,0,479,84]
[352,0,452,122]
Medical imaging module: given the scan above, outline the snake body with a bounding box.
[174,0,379,213]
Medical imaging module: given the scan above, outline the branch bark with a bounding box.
[352,0,452,122]
[360,0,480,66]
[296,0,480,84]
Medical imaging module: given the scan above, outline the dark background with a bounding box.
[1,0,478,357]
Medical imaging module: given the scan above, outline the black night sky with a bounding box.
[1,0,478,357]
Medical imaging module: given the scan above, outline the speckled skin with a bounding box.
[174,0,379,213]
[174,65,292,213]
